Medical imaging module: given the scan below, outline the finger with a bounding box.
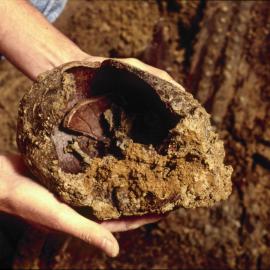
[81,54,107,64]
[6,176,119,257]
[114,58,183,89]
[54,204,119,257]
[101,214,163,232]
[0,155,27,175]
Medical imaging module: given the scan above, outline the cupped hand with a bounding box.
[82,55,183,89]
[0,56,178,257]
[0,155,162,257]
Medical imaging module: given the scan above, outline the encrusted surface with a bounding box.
[17,59,232,220]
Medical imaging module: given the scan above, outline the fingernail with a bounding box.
[103,238,118,257]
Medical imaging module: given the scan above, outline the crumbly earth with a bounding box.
[17,60,232,220]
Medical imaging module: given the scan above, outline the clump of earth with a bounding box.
[17,59,232,220]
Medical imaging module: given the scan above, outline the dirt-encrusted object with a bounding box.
[17,59,232,220]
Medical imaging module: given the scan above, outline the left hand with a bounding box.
[0,155,162,257]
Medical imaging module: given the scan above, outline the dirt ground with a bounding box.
[1,0,270,269]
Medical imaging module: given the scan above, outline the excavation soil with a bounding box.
[1,1,270,269]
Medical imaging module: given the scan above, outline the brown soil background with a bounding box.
[0,0,270,269]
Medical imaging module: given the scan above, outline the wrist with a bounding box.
[0,0,100,80]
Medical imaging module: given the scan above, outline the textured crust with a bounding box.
[17,59,232,220]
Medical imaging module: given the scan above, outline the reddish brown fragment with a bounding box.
[63,96,111,140]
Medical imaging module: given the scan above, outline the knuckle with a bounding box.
[161,70,169,77]
[80,232,106,249]
[164,70,169,76]
[50,209,65,231]
[124,222,138,231]
[52,205,75,231]
[48,203,74,231]
[127,58,141,66]
[80,232,93,244]
[128,57,137,62]
[158,70,172,81]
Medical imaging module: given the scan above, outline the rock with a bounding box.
[17,59,232,220]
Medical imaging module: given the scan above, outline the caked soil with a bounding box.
[1,1,270,269]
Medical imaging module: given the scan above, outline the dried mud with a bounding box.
[1,0,270,269]
[17,60,231,220]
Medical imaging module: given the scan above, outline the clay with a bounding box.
[16,59,232,220]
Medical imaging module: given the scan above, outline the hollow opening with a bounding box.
[57,64,180,173]
[90,65,179,146]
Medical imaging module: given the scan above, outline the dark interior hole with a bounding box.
[90,65,179,146]
[57,64,180,174]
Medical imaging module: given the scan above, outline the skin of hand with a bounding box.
[0,155,162,257]
[0,56,178,258]
[0,0,181,258]
[0,56,175,258]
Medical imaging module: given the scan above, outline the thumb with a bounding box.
[53,203,119,257]
[2,171,119,257]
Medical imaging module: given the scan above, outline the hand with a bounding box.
[0,1,176,257]
[83,55,183,89]
[0,155,162,257]
[0,0,184,86]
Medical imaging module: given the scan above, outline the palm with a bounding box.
[0,155,161,257]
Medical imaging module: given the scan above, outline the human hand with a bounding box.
[0,155,162,257]
[0,0,183,86]
[81,54,183,89]
[1,1,176,256]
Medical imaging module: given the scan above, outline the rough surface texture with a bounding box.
[0,0,270,269]
[17,60,232,220]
